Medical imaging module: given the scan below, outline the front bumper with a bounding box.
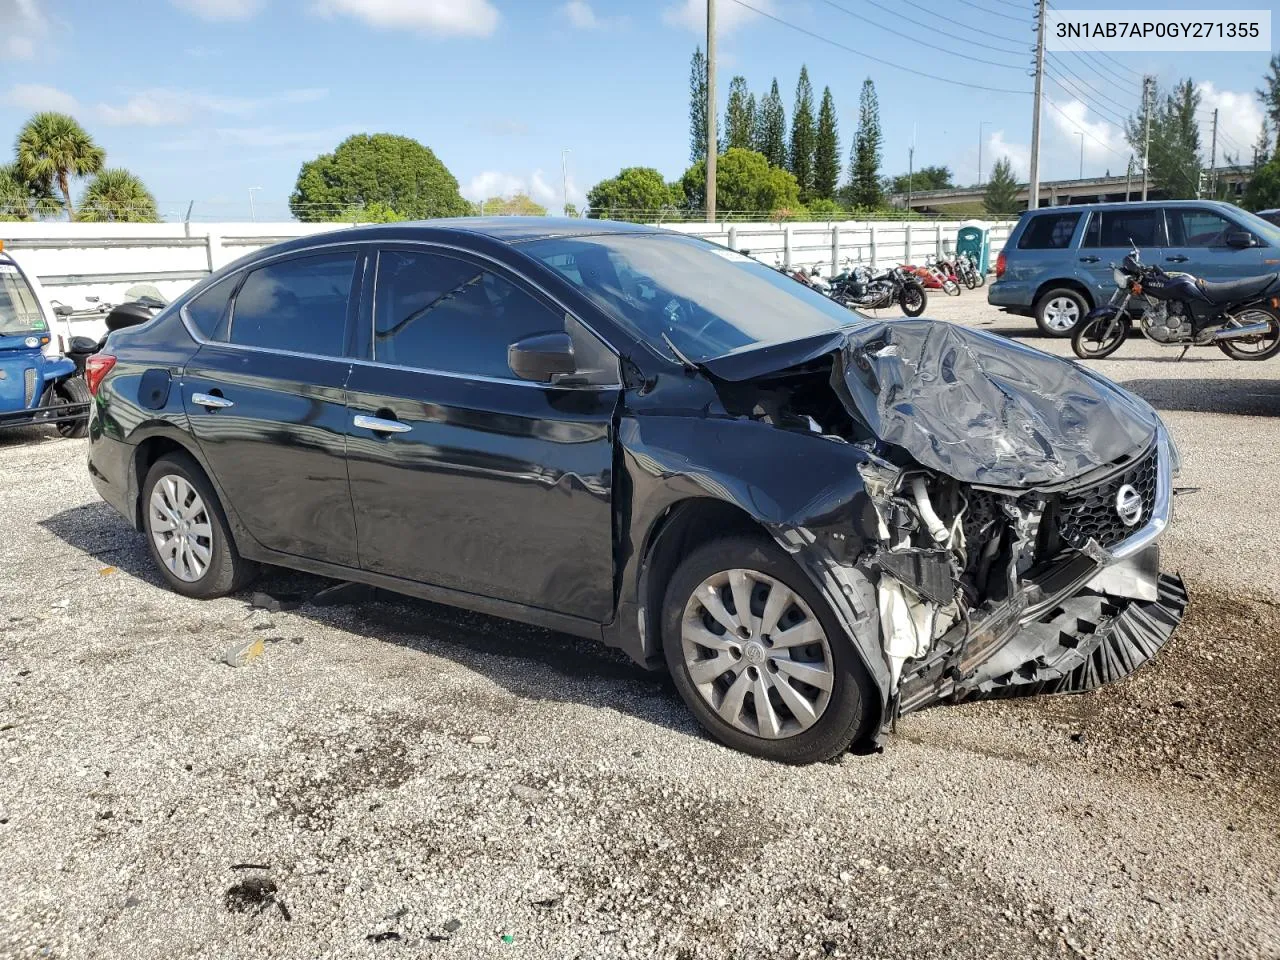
[0,400,90,431]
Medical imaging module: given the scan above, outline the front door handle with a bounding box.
[192,392,234,410]
[1079,256,1100,263]
[353,414,411,434]
[1165,255,1189,262]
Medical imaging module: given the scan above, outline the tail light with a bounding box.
[995,251,1007,278]
[84,354,117,396]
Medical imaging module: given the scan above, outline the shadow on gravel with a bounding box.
[40,501,693,737]
[1119,378,1280,417]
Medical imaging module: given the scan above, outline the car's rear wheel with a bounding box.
[1035,287,1089,337]
[661,535,874,763]
[142,452,257,598]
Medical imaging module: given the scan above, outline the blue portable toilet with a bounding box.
[955,219,992,275]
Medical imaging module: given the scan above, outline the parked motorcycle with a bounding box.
[1071,245,1280,360]
[828,262,928,316]
[66,291,168,375]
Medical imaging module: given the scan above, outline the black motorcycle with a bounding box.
[828,263,927,317]
[66,294,168,375]
[1072,245,1280,361]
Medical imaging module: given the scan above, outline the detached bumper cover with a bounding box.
[0,401,89,430]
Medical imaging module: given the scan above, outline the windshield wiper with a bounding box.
[660,332,699,373]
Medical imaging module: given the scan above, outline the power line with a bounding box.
[723,0,1033,95]
[1051,33,1138,88]
[1042,95,1128,158]
[870,0,1029,49]
[1045,54,1139,117]
[818,0,1024,70]
[1044,0,1143,79]
[1045,69,1131,131]
[952,0,1029,18]
[977,0,1035,10]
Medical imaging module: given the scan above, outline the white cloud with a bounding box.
[170,0,263,19]
[96,88,328,126]
[662,0,772,33]
[1,0,46,60]
[3,83,79,113]
[462,169,584,209]
[1196,82,1265,166]
[161,125,356,151]
[313,0,499,36]
[984,131,1030,182]
[1043,97,1127,170]
[559,1,625,29]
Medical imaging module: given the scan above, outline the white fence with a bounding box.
[3,217,1015,340]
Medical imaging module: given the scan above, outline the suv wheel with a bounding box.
[141,452,257,598]
[1034,287,1089,337]
[661,535,874,763]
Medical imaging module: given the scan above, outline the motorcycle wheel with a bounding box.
[962,271,977,290]
[943,280,961,297]
[1218,307,1280,361]
[1072,313,1128,359]
[899,284,927,317]
[974,270,986,287]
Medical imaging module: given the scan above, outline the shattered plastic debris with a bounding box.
[220,637,264,668]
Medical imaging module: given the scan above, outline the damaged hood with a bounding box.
[701,319,1159,488]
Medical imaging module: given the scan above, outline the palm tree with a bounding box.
[78,169,159,223]
[15,112,105,221]
[0,162,61,221]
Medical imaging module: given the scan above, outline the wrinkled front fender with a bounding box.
[40,356,76,383]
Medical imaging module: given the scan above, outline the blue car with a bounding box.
[0,249,89,437]
[989,199,1280,336]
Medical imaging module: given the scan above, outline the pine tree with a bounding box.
[983,157,1019,215]
[1125,78,1202,199]
[1257,54,1280,151]
[850,78,883,209]
[724,76,756,151]
[1255,119,1273,168]
[689,47,708,164]
[755,79,787,168]
[813,86,840,202]
[788,66,816,200]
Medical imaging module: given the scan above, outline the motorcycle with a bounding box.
[1071,245,1280,361]
[828,261,928,317]
[66,293,167,374]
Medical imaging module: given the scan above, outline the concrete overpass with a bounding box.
[892,168,1251,214]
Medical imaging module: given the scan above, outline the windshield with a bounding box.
[523,233,861,363]
[1235,208,1280,247]
[0,263,48,337]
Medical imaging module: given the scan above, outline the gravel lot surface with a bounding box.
[2,290,1279,959]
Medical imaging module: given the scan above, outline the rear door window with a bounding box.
[1081,208,1166,248]
[1016,212,1081,250]
[228,253,356,356]
[184,278,234,339]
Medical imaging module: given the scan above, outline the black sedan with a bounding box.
[85,218,1185,763]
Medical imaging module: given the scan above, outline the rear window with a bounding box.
[228,253,356,356]
[184,277,234,339]
[1082,208,1166,248]
[1016,212,1080,250]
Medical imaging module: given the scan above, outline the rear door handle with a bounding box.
[191,392,234,410]
[1165,255,1189,262]
[1079,256,1100,263]
[353,414,411,434]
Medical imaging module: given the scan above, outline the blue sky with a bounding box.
[0,0,1274,219]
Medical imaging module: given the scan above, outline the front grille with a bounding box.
[1057,447,1158,551]
[23,367,37,407]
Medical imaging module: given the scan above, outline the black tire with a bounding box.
[141,452,257,599]
[899,283,927,317]
[1071,311,1129,359]
[661,535,875,764]
[1034,287,1089,337]
[51,376,89,439]
[962,270,977,290]
[1217,306,1280,361]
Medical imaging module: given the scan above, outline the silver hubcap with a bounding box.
[149,475,213,582]
[1044,296,1081,331]
[681,568,834,740]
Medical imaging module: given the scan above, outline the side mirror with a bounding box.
[53,303,74,317]
[508,332,576,383]
[1225,230,1255,249]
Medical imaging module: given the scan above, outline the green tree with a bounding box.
[1254,120,1272,168]
[689,46,708,164]
[724,76,756,151]
[983,157,1020,215]
[888,165,953,194]
[850,78,883,209]
[77,169,159,222]
[563,201,580,218]
[586,167,677,220]
[344,201,405,222]
[680,148,800,214]
[15,112,105,221]
[1258,55,1280,152]
[1245,155,1280,210]
[754,79,787,168]
[289,133,469,222]
[788,66,816,200]
[806,197,846,218]
[813,86,840,202]
[1126,79,1201,199]
[479,193,548,216]
[0,164,32,221]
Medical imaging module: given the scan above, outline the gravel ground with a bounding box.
[2,292,1279,959]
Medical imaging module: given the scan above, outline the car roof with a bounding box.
[1023,199,1238,215]
[345,216,665,243]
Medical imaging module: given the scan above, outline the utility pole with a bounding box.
[1027,0,1047,210]
[1141,75,1155,200]
[978,120,991,185]
[1125,155,1133,201]
[561,148,571,216]
[1208,108,1219,199]
[705,0,717,222]
[906,143,915,212]
[248,186,261,222]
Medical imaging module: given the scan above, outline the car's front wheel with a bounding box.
[142,452,257,598]
[661,536,874,763]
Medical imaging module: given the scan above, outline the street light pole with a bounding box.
[1075,132,1084,179]
[561,148,571,216]
[978,120,991,185]
[248,186,261,222]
